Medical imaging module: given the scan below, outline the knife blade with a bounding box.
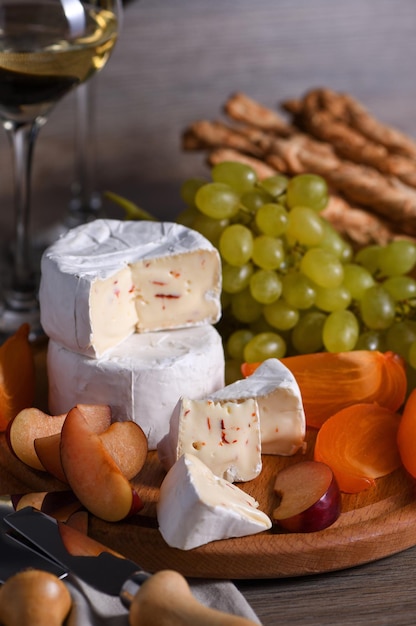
[4,507,260,626]
[0,527,67,584]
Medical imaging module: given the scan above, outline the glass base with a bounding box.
[0,289,45,345]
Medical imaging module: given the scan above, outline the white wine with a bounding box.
[0,2,118,123]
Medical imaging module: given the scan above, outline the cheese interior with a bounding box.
[89,249,221,355]
[176,397,261,482]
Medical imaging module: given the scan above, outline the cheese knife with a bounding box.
[4,506,259,626]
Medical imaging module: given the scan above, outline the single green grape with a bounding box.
[219,224,253,266]
[211,161,257,194]
[263,299,299,331]
[354,245,382,274]
[252,235,285,270]
[314,284,352,312]
[291,310,326,354]
[282,272,316,309]
[360,285,396,330]
[289,208,326,248]
[257,174,288,199]
[322,310,359,352]
[286,173,329,212]
[300,248,344,288]
[286,206,325,247]
[195,182,240,219]
[378,240,416,277]
[180,177,206,206]
[249,269,282,304]
[222,261,254,294]
[226,329,255,360]
[383,275,416,301]
[231,288,262,323]
[342,263,375,300]
[255,203,289,237]
[243,331,286,362]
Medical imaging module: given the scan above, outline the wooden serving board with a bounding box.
[1,428,416,579]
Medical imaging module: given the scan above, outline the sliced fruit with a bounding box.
[397,388,416,478]
[7,408,66,470]
[314,403,402,493]
[0,324,35,432]
[273,460,341,532]
[60,406,143,522]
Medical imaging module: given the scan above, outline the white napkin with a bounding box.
[65,573,262,624]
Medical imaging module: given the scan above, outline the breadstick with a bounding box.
[224,91,294,135]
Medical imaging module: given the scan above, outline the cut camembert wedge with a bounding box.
[157,453,271,550]
[158,358,306,464]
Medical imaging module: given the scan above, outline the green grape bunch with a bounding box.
[176,161,416,384]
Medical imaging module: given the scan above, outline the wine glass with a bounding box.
[0,0,122,342]
[66,0,135,228]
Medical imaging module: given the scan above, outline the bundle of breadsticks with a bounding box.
[182,88,416,247]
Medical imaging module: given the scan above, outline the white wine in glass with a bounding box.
[0,0,122,342]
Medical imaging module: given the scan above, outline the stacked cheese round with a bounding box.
[40,219,225,449]
[47,325,225,450]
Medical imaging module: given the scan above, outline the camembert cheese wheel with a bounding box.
[39,219,222,357]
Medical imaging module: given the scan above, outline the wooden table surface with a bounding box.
[2,1,416,623]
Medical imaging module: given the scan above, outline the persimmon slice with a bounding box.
[314,403,402,493]
[242,351,407,429]
[0,324,35,431]
[397,388,416,478]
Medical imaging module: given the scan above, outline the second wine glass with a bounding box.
[0,0,122,341]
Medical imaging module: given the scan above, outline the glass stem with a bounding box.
[5,120,40,308]
[69,78,101,221]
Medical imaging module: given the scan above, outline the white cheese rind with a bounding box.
[209,358,306,456]
[157,453,271,550]
[47,325,225,450]
[39,219,222,357]
[158,397,262,482]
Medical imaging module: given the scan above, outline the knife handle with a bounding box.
[128,569,259,626]
[0,570,72,626]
